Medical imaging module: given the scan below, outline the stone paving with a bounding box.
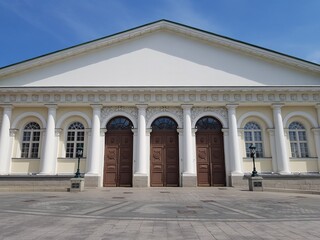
[0,187,320,239]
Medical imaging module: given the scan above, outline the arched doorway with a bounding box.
[104,116,133,187]
[196,116,226,186]
[150,117,179,187]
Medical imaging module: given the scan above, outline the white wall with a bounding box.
[1,31,319,87]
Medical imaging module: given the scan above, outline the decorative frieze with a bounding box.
[0,90,319,105]
[191,107,227,125]
[146,107,183,124]
[101,106,138,120]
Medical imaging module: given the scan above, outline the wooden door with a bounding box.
[196,131,225,186]
[104,131,133,187]
[150,131,179,187]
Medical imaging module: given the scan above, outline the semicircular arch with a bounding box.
[238,111,273,129]
[192,112,227,128]
[283,111,317,128]
[12,112,46,129]
[56,111,92,129]
[147,112,181,129]
[102,112,137,129]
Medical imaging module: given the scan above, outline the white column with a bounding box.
[182,104,195,174]
[87,104,102,175]
[136,104,148,175]
[0,105,13,175]
[312,129,320,172]
[40,104,57,174]
[267,129,278,173]
[272,104,290,174]
[226,104,242,174]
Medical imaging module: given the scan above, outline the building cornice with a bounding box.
[0,86,319,106]
[0,20,319,78]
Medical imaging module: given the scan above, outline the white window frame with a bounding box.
[66,122,85,158]
[21,122,41,158]
[244,121,264,158]
[289,121,309,158]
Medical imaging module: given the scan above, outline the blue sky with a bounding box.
[0,0,319,68]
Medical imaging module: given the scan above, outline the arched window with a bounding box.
[289,121,308,158]
[151,117,177,130]
[107,117,133,130]
[21,122,41,158]
[196,116,222,130]
[66,122,85,158]
[244,122,263,158]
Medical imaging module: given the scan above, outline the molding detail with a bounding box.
[101,106,138,121]
[191,107,227,123]
[146,106,183,125]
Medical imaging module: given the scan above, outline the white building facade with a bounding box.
[0,20,319,188]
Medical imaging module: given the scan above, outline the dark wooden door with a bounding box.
[150,131,179,187]
[196,131,225,187]
[104,131,133,187]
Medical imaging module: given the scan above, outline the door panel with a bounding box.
[150,131,179,187]
[196,147,210,186]
[104,131,133,187]
[196,131,225,187]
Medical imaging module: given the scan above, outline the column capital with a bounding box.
[45,104,58,109]
[9,128,19,137]
[131,128,138,135]
[312,128,320,135]
[136,104,148,109]
[226,104,238,110]
[146,128,152,136]
[0,104,14,111]
[100,128,106,136]
[221,128,229,135]
[55,128,63,137]
[181,104,193,110]
[271,103,285,109]
[90,104,103,110]
[315,103,320,110]
[267,128,275,135]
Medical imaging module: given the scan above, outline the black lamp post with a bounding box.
[74,147,83,178]
[249,144,258,177]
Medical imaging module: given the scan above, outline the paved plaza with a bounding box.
[0,187,320,240]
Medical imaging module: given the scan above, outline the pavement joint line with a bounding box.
[83,201,130,215]
[1,209,320,222]
[205,201,266,219]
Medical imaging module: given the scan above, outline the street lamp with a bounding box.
[74,147,83,178]
[249,144,258,177]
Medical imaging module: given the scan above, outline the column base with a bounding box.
[84,174,100,187]
[133,174,148,187]
[182,173,197,187]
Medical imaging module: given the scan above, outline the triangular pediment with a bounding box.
[0,20,319,87]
